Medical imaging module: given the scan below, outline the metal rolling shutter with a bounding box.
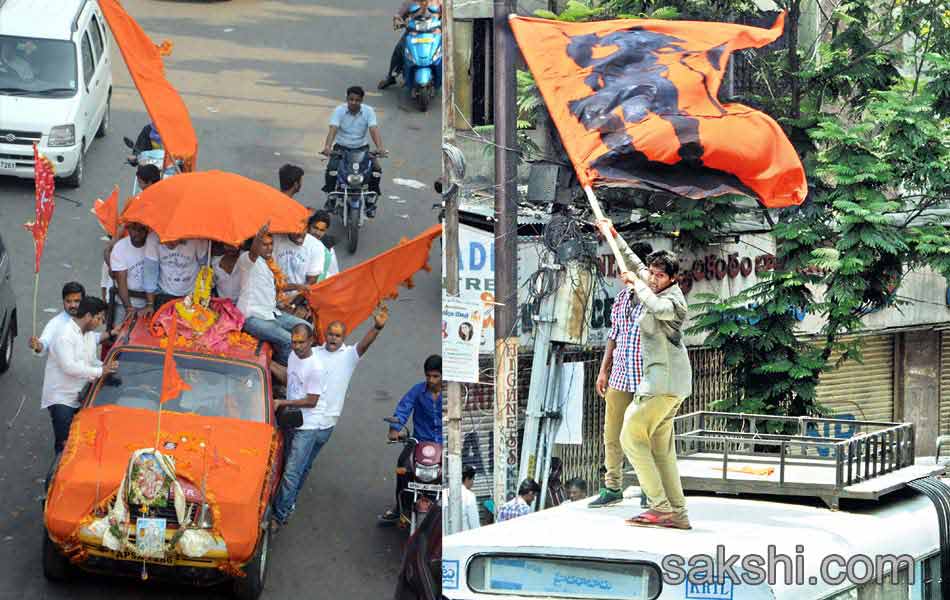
[940,333,950,435]
[815,335,895,422]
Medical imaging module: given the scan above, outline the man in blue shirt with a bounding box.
[378,354,442,525]
[320,86,389,217]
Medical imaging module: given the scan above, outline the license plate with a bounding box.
[412,36,435,43]
[135,517,167,558]
[0,160,15,170]
[408,481,442,492]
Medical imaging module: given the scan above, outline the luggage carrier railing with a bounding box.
[625,411,941,510]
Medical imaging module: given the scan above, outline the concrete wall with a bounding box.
[897,330,941,456]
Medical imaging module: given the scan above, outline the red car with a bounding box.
[43,311,294,599]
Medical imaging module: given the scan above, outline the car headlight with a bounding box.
[48,124,75,147]
[415,464,440,483]
[347,174,363,185]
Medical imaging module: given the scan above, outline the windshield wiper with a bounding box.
[35,87,76,96]
[0,87,34,96]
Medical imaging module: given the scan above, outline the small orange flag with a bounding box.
[92,186,120,237]
[160,318,191,404]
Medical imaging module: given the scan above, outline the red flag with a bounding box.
[92,186,120,237]
[23,144,57,273]
[160,318,191,404]
[509,14,807,208]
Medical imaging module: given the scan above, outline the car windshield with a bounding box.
[0,35,78,97]
[90,350,267,423]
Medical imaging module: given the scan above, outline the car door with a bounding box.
[78,29,97,146]
[87,11,110,131]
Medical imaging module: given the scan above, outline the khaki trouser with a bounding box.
[603,388,635,490]
[620,394,687,515]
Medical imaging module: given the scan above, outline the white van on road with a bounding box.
[443,479,949,600]
[0,0,113,188]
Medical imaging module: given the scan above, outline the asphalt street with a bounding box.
[0,0,441,598]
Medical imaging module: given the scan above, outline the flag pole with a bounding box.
[32,271,40,339]
[584,185,633,280]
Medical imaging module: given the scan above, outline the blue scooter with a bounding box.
[401,4,442,112]
[326,147,380,254]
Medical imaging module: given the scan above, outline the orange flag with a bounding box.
[304,224,441,336]
[92,186,120,237]
[160,318,191,404]
[509,13,807,208]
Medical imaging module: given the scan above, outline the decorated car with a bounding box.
[42,297,294,600]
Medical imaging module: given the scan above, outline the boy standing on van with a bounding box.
[602,222,693,530]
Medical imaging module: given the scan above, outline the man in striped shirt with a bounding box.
[590,241,652,508]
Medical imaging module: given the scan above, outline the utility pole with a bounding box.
[441,0,464,537]
[493,0,519,514]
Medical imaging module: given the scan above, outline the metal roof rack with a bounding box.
[625,411,945,510]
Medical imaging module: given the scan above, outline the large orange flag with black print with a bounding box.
[509,13,807,208]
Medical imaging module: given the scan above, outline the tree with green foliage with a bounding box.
[520,0,950,421]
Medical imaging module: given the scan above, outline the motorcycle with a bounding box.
[400,4,442,112]
[122,132,179,195]
[382,417,443,536]
[325,147,380,255]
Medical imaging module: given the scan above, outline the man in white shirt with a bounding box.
[42,297,118,457]
[212,243,242,302]
[307,211,339,280]
[109,222,159,325]
[238,224,311,365]
[272,228,325,296]
[270,323,328,530]
[29,282,85,356]
[153,235,208,308]
[459,465,481,532]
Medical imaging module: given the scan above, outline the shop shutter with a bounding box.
[939,332,950,435]
[814,335,895,423]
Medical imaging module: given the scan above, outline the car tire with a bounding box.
[0,321,12,374]
[232,527,269,600]
[96,95,110,139]
[62,144,84,188]
[42,532,71,582]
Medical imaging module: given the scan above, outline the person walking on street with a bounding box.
[237,224,311,366]
[459,465,481,532]
[269,323,329,531]
[378,354,442,525]
[602,222,692,530]
[590,241,653,509]
[41,297,118,470]
[320,86,388,217]
[497,479,541,523]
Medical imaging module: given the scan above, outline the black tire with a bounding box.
[42,532,71,582]
[0,320,12,374]
[232,527,270,600]
[96,95,110,138]
[346,206,359,254]
[62,145,83,188]
[418,87,430,112]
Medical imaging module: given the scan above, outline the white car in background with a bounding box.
[0,0,113,188]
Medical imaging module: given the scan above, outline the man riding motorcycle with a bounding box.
[378,0,442,90]
[320,86,389,218]
[378,354,443,525]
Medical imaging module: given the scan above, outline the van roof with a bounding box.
[0,0,90,41]
[445,486,944,600]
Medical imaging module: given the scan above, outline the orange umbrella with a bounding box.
[120,171,310,245]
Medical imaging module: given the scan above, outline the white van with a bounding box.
[0,0,113,187]
[443,481,948,600]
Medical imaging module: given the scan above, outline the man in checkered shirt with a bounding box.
[589,240,653,509]
[497,479,541,523]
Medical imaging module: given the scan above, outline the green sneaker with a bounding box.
[588,487,623,508]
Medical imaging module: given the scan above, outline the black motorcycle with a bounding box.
[326,148,380,254]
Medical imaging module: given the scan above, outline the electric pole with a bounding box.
[493,0,519,514]
[442,0,464,536]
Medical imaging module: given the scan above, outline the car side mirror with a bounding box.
[276,406,302,429]
[123,136,135,149]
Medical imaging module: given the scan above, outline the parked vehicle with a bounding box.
[0,0,113,188]
[401,4,442,112]
[382,418,443,537]
[394,503,442,600]
[326,147,380,254]
[0,233,17,374]
[43,313,298,600]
